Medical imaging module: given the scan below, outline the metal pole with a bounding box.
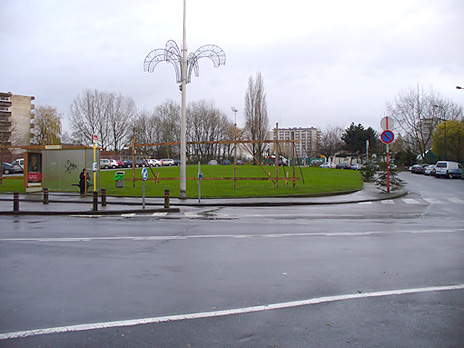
[142,180,145,209]
[386,144,390,194]
[198,161,201,203]
[180,0,187,199]
[444,119,447,160]
[275,123,279,188]
[232,107,237,188]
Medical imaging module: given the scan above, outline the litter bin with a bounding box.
[114,171,125,188]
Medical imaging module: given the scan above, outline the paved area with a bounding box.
[0,183,407,215]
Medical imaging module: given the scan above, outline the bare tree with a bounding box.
[106,93,137,152]
[187,100,231,162]
[70,89,136,151]
[244,72,269,163]
[318,125,344,162]
[31,105,62,145]
[386,86,463,161]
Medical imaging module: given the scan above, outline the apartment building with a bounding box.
[0,92,35,147]
[270,126,320,159]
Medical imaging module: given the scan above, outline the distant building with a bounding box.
[0,92,35,147]
[270,126,320,159]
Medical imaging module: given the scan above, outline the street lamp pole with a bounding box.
[231,106,238,188]
[433,104,447,160]
[456,86,464,90]
[143,0,225,199]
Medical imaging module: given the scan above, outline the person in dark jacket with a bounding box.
[79,169,90,195]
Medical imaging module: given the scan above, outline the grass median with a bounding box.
[0,165,363,198]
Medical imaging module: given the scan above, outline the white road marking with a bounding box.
[121,213,136,217]
[1,284,463,341]
[402,198,420,204]
[151,212,168,217]
[0,228,463,243]
[423,198,444,204]
[381,200,395,205]
[358,202,372,205]
[447,198,464,204]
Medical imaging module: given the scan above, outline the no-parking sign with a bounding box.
[381,130,395,144]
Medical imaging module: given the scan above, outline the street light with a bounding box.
[433,104,447,160]
[144,0,225,198]
[456,86,464,90]
[231,106,238,188]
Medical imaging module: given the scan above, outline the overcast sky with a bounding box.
[1,0,463,134]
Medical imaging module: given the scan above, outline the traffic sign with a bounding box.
[381,130,395,144]
[93,134,98,143]
[141,167,148,181]
[380,116,394,131]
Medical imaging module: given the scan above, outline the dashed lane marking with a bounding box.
[1,284,463,341]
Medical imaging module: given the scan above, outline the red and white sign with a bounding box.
[93,134,98,143]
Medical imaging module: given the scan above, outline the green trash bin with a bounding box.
[114,171,125,188]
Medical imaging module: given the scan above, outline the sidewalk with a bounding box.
[0,183,408,216]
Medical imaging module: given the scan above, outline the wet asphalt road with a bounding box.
[0,173,463,347]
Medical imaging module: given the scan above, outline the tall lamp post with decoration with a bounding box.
[380,117,395,193]
[143,0,226,198]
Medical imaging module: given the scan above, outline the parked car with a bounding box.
[2,162,15,175]
[161,159,175,166]
[100,159,111,169]
[116,160,124,168]
[236,160,244,165]
[320,162,333,168]
[411,164,426,174]
[336,163,351,169]
[208,160,218,166]
[434,161,463,179]
[147,159,162,167]
[174,159,181,166]
[424,164,435,176]
[350,164,362,170]
[108,159,119,169]
[10,158,24,173]
[122,160,145,168]
[222,160,231,165]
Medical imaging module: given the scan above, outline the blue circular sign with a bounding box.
[142,167,148,181]
[381,130,395,144]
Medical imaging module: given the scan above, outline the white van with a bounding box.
[10,158,25,173]
[434,161,463,179]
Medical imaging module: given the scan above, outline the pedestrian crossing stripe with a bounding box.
[423,198,444,204]
[402,198,420,204]
[448,198,464,204]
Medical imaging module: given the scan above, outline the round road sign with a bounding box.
[142,167,148,181]
[380,117,394,131]
[381,130,395,144]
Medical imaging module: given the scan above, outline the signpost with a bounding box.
[380,118,395,193]
[198,162,202,203]
[93,134,98,193]
[142,167,148,209]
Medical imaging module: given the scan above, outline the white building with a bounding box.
[270,127,320,159]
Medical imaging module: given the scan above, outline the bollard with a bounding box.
[13,191,19,212]
[93,191,98,211]
[43,188,49,205]
[101,188,107,207]
[164,189,170,209]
